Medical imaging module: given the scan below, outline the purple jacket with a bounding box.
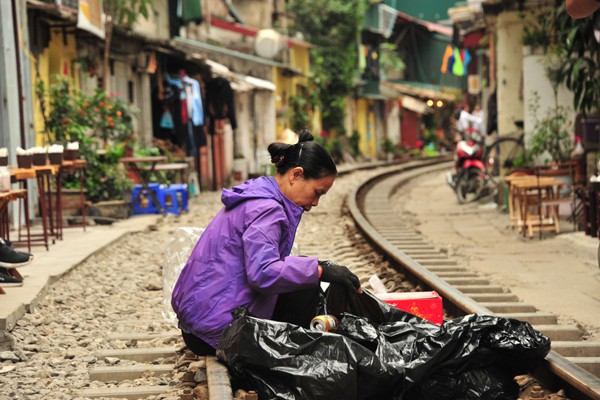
[171,176,320,347]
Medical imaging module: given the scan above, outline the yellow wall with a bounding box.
[274,44,314,139]
[31,29,79,146]
[355,98,377,158]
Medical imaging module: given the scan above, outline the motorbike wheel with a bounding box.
[456,167,486,204]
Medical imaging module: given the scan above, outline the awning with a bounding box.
[204,59,276,92]
[205,59,232,77]
[242,75,276,91]
[381,81,457,102]
[395,11,453,37]
[173,36,289,68]
[400,95,431,114]
[230,73,276,92]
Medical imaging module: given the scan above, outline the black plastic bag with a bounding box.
[217,288,550,400]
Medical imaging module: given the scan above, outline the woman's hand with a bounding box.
[319,260,362,294]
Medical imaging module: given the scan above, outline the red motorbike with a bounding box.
[447,130,495,203]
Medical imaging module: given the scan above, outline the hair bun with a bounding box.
[272,155,285,168]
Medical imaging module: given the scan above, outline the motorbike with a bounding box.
[447,129,495,204]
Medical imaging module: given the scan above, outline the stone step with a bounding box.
[533,325,583,341]
[417,259,458,266]
[80,385,169,399]
[89,364,174,382]
[456,285,505,294]
[434,271,480,278]
[402,250,442,256]
[409,254,450,260]
[423,266,467,273]
[479,302,537,313]
[496,312,557,325]
[395,245,437,251]
[444,277,491,286]
[468,293,519,302]
[98,347,177,363]
[552,341,600,357]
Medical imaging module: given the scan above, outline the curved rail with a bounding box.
[347,160,600,400]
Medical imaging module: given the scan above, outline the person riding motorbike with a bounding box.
[447,106,484,189]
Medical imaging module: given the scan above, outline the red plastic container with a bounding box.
[376,291,443,325]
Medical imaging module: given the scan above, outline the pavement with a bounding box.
[0,214,159,332]
[398,168,600,338]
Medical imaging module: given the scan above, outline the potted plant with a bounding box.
[37,76,134,220]
[548,5,600,148]
[379,43,406,81]
[527,92,574,164]
[383,138,395,161]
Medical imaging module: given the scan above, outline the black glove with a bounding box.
[319,260,361,292]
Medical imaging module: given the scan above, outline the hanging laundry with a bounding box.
[183,75,205,127]
[440,45,453,74]
[452,47,464,76]
[160,109,174,129]
[358,45,367,71]
[206,77,237,135]
[447,50,456,74]
[462,48,472,71]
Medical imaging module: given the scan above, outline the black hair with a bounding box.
[267,129,337,179]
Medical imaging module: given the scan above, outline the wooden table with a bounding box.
[512,177,564,238]
[8,165,59,250]
[140,162,190,185]
[120,156,168,214]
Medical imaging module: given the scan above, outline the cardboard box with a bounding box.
[376,291,443,325]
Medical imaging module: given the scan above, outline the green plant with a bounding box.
[37,76,134,202]
[521,9,553,50]
[86,89,134,145]
[287,0,366,134]
[289,95,310,133]
[527,92,573,163]
[379,43,406,77]
[535,5,600,115]
[350,130,361,158]
[314,135,343,163]
[552,5,600,116]
[102,0,153,90]
[383,138,395,153]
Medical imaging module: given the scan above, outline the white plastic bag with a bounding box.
[163,227,205,326]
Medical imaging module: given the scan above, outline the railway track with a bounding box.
[349,160,600,400]
[44,157,599,400]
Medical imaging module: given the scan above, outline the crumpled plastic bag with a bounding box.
[162,227,204,325]
[217,287,550,400]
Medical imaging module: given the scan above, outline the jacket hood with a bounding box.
[222,176,292,211]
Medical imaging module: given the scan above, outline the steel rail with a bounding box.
[347,159,600,400]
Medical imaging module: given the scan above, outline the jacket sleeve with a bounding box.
[242,203,320,294]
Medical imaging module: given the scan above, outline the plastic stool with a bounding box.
[156,185,179,215]
[170,183,189,213]
[131,183,161,215]
[156,184,189,215]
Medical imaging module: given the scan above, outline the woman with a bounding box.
[172,130,362,356]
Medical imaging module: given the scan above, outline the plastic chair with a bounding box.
[131,183,161,215]
[157,184,189,216]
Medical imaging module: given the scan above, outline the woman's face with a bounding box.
[286,168,335,212]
